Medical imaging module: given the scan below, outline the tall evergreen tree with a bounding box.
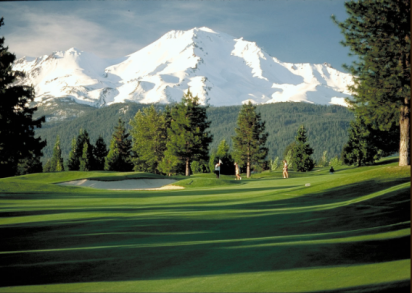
[232,102,268,178]
[158,148,180,176]
[208,150,217,174]
[67,129,94,170]
[332,0,410,166]
[341,116,385,166]
[0,18,46,178]
[93,135,108,170]
[80,142,91,171]
[291,125,315,172]
[105,118,132,171]
[43,159,51,173]
[166,90,213,176]
[67,137,78,170]
[50,135,64,172]
[130,105,168,173]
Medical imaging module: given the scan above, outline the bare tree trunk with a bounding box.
[247,161,250,178]
[185,158,190,176]
[399,101,410,166]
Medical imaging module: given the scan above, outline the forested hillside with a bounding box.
[35,102,354,164]
[208,103,354,161]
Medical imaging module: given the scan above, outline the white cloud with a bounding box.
[5,11,142,58]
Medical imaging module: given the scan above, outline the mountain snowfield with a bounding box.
[13,27,354,108]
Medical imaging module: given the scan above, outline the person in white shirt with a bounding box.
[214,161,221,178]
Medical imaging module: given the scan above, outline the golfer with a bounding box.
[283,160,289,178]
[234,162,241,180]
[214,161,221,179]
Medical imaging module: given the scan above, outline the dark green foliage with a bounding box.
[291,125,314,172]
[35,102,155,164]
[158,147,182,176]
[93,135,108,170]
[16,154,43,175]
[67,129,94,171]
[207,103,354,164]
[208,151,216,174]
[216,140,235,175]
[50,136,64,172]
[332,0,410,165]
[79,142,92,171]
[43,159,51,172]
[283,142,296,159]
[166,90,213,176]
[232,102,268,178]
[158,105,182,176]
[341,117,389,167]
[0,18,46,178]
[104,118,132,171]
[35,102,354,167]
[67,138,77,170]
[130,105,168,174]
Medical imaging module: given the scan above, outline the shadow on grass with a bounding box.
[316,280,410,293]
[0,186,409,287]
[0,166,409,289]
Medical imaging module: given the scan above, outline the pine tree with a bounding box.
[208,151,216,174]
[166,90,213,176]
[291,125,314,172]
[50,135,64,172]
[130,105,168,173]
[232,102,268,178]
[270,157,280,172]
[216,139,234,175]
[17,154,43,175]
[43,159,51,173]
[67,137,78,170]
[80,142,91,171]
[341,117,383,166]
[56,158,63,172]
[158,148,180,176]
[67,129,94,170]
[104,118,132,171]
[93,135,108,170]
[332,0,410,166]
[0,18,46,178]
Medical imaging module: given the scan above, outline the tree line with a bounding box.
[43,91,272,178]
[35,101,355,165]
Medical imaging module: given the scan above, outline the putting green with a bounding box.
[0,157,410,292]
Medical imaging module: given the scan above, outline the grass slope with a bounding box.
[0,157,410,292]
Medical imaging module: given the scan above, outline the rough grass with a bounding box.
[0,157,410,292]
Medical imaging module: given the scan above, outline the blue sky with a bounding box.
[0,0,356,72]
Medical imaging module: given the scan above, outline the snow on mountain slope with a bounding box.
[13,27,353,107]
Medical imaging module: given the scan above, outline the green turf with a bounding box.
[0,156,410,292]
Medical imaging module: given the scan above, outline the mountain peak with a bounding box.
[13,28,353,108]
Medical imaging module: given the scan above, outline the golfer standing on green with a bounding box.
[214,160,222,179]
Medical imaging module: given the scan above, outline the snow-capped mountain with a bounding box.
[13,27,353,108]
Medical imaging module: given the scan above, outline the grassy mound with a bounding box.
[0,157,409,292]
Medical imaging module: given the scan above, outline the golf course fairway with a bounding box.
[0,157,410,292]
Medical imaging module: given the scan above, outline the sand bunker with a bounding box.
[57,179,184,190]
